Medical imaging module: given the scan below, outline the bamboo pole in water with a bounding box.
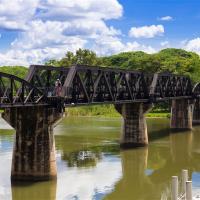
[182,169,188,194]
[171,176,178,200]
[186,181,192,200]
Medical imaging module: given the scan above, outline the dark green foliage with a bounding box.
[45,48,101,67]
[157,48,200,81]
[45,59,61,67]
[100,48,200,81]
[2,48,200,117]
[44,48,200,83]
[0,66,28,79]
[57,48,200,115]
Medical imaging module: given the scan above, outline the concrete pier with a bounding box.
[115,103,152,148]
[2,106,63,181]
[170,99,193,130]
[193,99,200,125]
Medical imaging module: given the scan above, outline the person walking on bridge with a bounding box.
[55,79,62,96]
[54,79,64,113]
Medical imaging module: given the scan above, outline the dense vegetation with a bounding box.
[46,48,200,82]
[1,48,200,117]
[0,66,28,78]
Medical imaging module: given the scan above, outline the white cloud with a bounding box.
[0,35,157,66]
[180,39,188,46]
[160,41,170,47]
[0,41,87,66]
[62,20,121,38]
[39,0,123,20]
[11,20,89,50]
[93,36,156,55]
[129,25,164,38]
[184,37,200,54]
[0,0,124,65]
[0,0,39,30]
[0,0,123,31]
[126,42,156,53]
[0,0,158,66]
[56,154,122,200]
[158,16,173,21]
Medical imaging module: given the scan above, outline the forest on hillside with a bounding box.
[0,48,200,117]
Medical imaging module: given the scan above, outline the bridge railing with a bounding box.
[1,64,200,108]
[193,83,200,98]
[27,65,69,96]
[150,73,193,102]
[61,65,154,105]
[0,72,46,107]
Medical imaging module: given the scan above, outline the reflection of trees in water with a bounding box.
[61,145,120,168]
[8,121,200,199]
[56,127,200,199]
[0,129,14,152]
[160,185,171,200]
[63,150,101,168]
[0,129,14,140]
[105,131,200,200]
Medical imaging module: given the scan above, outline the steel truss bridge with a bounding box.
[0,64,200,108]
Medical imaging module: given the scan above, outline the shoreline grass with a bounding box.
[66,107,170,118]
[0,107,170,118]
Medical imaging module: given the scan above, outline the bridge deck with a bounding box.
[0,64,199,108]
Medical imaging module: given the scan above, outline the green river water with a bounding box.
[0,116,200,200]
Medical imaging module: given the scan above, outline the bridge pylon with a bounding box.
[170,99,193,130]
[115,103,153,148]
[193,99,200,125]
[2,106,63,181]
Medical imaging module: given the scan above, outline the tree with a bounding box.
[45,59,60,67]
[100,48,200,81]
[49,49,101,67]
[59,51,75,67]
[74,49,99,65]
[0,66,28,78]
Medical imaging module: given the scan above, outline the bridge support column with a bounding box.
[193,99,200,125]
[2,106,63,181]
[170,99,193,130]
[115,103,152,148]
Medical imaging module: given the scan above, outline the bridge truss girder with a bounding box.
[0,64,200,108]
[0,72,46,107]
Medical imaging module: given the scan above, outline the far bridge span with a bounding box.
[1,64,200,181]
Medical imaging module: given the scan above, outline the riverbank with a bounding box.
[66,112,170,118]
[66,105,170,118]
[0,107,170,118]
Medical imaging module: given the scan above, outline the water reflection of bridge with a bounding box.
[105,131,200,200]
[2,65,200,181]
[55,127,200,200]
[2,118,199,199]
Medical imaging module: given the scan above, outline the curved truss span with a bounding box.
[193,82,200,98]
[0,72,47,108]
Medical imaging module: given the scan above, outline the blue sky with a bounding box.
[118,0,200,39]
[0,0,200,65]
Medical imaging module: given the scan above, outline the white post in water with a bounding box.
[186,181,192,200]
[182,169,188,194]
[172,176,178,200]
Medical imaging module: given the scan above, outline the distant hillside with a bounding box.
[0,66,28,79]
[100,48,200,81]
[0,48,199,117]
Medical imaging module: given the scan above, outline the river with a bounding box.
[0,116,200,200]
